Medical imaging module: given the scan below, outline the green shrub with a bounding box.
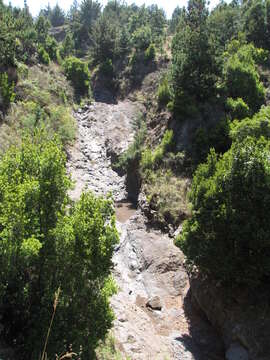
[223,44,266,114]
[157,76,171,108]
[38,46,50,65]
[230,105,270,142]
[144,43,156,62]
[60,33,75,59]
[0,73,15,111]
[0,133,119,358]
[114,115,146,171]
[177,137,270,287]
[141,130,174,173]
[63,57,91,96]
[226,97,250,119]
[45,35,58,61]
[132,26,152,51]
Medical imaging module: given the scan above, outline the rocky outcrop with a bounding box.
[67,100,143,201]
[190,274,270,360]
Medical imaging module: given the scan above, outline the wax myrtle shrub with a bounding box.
[230,105,270,142]
[177,136,270,287]
[63,57,91,97]
[223,42,267,115]
[0,131,119,359]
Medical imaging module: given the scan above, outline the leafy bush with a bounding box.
[63,57,91,96]
[230,105,270,142]
[157,76,171,108]
[192,119,231,165]
[0,133,119,358]
[0,73,15,111]
[144,43,156,62]
[177,137,270,287]
[141,130,174,173]
[60,33,75,59]
[223,43,266,114]
[114,115,146,171]
[38,46,50,65]
[132,26,152,51]
[45,35,58,61]
[226,97,250,120]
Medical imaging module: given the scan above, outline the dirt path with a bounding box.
[67,101,224,360]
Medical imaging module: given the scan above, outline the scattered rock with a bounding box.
[146,296,162,311]
[226,343,249,360]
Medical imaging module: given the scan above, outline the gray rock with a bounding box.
[226,343,249,360]
[146,296,162,311]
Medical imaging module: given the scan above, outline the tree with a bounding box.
[92,15,117,64]
[244,0,267,49]
[208,1,241,61]
[171,0,217,112]
[0,5,16,67]
[60,33,75,58]
[35,15,50,44]
[177,136,270,288]
[169,6,183,33]
[79,0,101,30]
[132,25,152,51]
[49,4,65,27]
[230,105,270,142]
[0,132,119,358]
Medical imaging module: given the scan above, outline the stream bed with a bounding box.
[67,100,225,360]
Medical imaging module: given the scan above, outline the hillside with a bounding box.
[1,1,270,360]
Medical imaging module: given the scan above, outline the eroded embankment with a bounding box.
[67,100,224,360]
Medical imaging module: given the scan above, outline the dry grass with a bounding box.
[144,170,191,228]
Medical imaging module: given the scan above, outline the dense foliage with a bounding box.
[2,0,270,356]
[0,133,118,358]
[63,57,91,96]
[171,0,217,113]
[177,136,270,287]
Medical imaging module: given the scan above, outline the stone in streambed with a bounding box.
[146,296,162,311]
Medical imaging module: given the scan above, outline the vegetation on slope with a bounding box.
[1,0,270,356]
[0,132,118,359]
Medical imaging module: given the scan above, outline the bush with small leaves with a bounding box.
[0,132,119,359]
[226,97,250,120]
[38,46,50,65]
[144,43,156,62]
[177,137,270,288]
[157,76,171,108]
[63,57,90,96]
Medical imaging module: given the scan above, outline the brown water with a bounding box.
[115,201,136,223]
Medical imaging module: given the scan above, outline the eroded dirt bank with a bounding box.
[67,100,224,360]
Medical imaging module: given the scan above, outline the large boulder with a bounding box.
[190,274,270,360]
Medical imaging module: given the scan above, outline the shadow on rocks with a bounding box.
[175,288,225,360]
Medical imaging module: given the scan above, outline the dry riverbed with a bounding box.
[67,100,224,360]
